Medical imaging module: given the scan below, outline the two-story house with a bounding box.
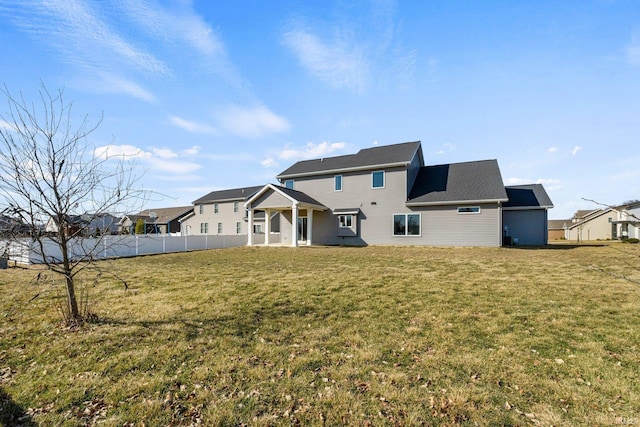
[242,141,552,247]
[180,186,264,236]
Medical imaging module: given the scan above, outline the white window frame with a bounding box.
[334,175,343,192]
[214,203,219,214]
[198,204,203,214]
[372,170,385,189]
[253,224,263,234]
[457,206,481,214]
[217,222,222,234]
[284,179,294,189]
[393,213,421,237]
[200,222,208,234]
[236,221,242,235]
[338,214,353,228]
[233,201,239,213]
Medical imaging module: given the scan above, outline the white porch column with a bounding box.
[306,209,313,246]
[264,209,270,246]
[291,203,298,247]
[247,208,253,246]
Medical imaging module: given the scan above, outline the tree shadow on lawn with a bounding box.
[95,301,330,342]
[0,387,37,427]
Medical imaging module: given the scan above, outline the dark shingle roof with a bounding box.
[138,206,193,224]
[407,160,508,205]
[275,186,326,208]
[277,141,421,179]
[193,185,264,204]
[504,185,554,208]
[548,219,569,229]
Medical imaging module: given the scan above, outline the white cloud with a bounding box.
[182,146,202,156]
[261,157,278,168]
[0,119,16,131]
[94,144,201,174]
[216,105,290,139]
[278,141,346,161]
[571,146,582,156]
[282,28,369,93]
[547,147,558,153]
[169,116,216,134]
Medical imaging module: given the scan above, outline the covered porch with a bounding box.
[245,184,327,247]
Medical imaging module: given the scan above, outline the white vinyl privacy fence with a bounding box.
[2,234,257,265]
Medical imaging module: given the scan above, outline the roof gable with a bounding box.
[277,141,422,179]
[407,160,508,205]
[245,184,326,210]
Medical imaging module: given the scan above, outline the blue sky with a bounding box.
[1,0,639,219]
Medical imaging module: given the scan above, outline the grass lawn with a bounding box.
[1,244,639,426]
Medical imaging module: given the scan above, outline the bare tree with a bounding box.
[0,84,145,324]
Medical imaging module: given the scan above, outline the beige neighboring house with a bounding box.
[180,186,265,237]
[566,202,640,241]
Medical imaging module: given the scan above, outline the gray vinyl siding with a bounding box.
[253,189,292,209]
[410,204,502,247]
[503,209,548,245]
[182,200,248,235]
[290,167,409,245]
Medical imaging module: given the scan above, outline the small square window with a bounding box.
[284,180,294,189]
[372,171,384,188]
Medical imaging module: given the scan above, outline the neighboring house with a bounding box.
[240,140,552,247]
[0,213,30,237]
[566,208,616,241]
[612,201,640,240]
[45,213,119,237]
[120,206,193,235]
[547,219,569,240]
[180,186,265,236]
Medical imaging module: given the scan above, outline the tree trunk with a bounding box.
[65,273,79,320]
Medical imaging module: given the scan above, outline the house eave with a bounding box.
[503,205,553,211]
[277,161,410,180]
[405,198,508,207]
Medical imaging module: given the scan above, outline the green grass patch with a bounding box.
[1,244,639,425]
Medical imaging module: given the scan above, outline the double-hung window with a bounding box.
[372,171,385,188]
[236,221,242,235]
[217,222,222,234]
[233,201,239,213]
[334,175,342,191]
[214,203,219,214]
[198,204,203,214]
[200,223,208,234]
[393,214,420,236]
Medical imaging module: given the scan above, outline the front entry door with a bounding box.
[297,217,308,243]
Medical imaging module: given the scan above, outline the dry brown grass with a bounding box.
[1,243,639,425]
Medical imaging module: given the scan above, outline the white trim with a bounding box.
[392,213,421,237]
[406,198,508,207]
[372,170,385,189]
[458,206,481,214]
[334,175,343,192]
